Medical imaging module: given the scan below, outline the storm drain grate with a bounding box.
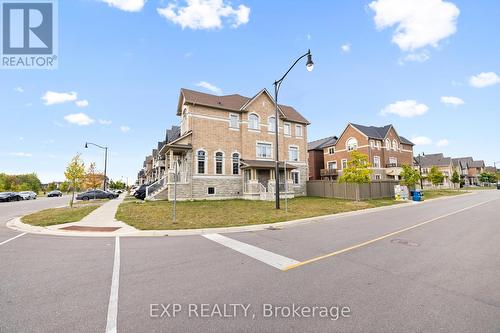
[59,226,121,232]
[390,238,419,247]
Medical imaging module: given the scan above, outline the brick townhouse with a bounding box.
[311,123,414,181]
[452,157,486,186]
[139,88,310,200]
[415,153,454,188]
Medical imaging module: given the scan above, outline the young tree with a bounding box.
[479,172,496,185]
[428,166,445,187]
[400,164,421,190]
[64,154,86,208]
[85,162,103,190]
[339,151,372,200]
[109,180,126,190]
[47,182,57,191]
[451,170,461,189]
[59,181,70,193]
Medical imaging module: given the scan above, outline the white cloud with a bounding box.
[399,51,430,64]
[75,99,89,108]
[195,81,222,94]
[100,0,146,12]
[99,119,113,125]
[380,100,429,118]
[411,136,433,145]
[64,113,95,126]
[369,0,459,51]
[306,34,312,40]
[440,96,464,106]
[469,72,500,88]
[157,0,250,30]
[15,86,24,93]
[436,139,449,147]
[341,43,351,53]
[42,91,78,105]
[120,126,131,133]
[9,152,32,157]
[19,136,24,141]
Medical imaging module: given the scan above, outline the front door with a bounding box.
[256,169,271,190]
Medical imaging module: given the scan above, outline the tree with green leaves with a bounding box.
[109,180,126,190]
[479,172,497,185]
[85,162,103,190]
[64,154,86,208]
[59,181,70,193]
[428,166,445,187]
[400,164,421,190]
[339,151,372,200]
[47,182,57,191]
[451,170,461,189]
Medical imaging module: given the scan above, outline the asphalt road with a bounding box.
[1,191,500,332]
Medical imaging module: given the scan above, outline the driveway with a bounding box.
[1,191,500,332]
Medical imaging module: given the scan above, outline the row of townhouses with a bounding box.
[138,88,497,200]
[138,88,309,200]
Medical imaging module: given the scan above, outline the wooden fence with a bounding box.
[307,180,399,200]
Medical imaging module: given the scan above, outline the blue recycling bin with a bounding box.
[412,189,423,201]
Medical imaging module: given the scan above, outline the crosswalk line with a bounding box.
[202,233,299,270]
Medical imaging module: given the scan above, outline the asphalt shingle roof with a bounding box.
[308,136,338,151]
[415,153,452,167]
[350,123,414,145]
[180,88,309,124]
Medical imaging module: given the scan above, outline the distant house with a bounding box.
[316,123,414,181]
[307,136,337,180]
[415,153,454,188]
[452,157,485,186]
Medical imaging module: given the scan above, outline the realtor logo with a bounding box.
[1,0,58,69]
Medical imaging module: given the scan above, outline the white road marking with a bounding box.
[0,232,26,246]
[106,236,120,333]
[202,233,299,270]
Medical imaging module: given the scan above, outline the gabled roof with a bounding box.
[350,123,414,145]
[178,88,309,124]
[165,125,180,143]
[308,136,338,151]
[452,157,473,168]
[470,160,485,168]
[415,153,452,167]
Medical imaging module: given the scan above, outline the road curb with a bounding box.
[5,191,476,238]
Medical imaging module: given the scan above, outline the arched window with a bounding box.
[248,114,259,130]
[268,116,276,132]
[215,152,224,174]
[197,150,206,174]
[385,139,390,149]
[392,140,398,150]
[232,153,240,175]
[346,138,358,151]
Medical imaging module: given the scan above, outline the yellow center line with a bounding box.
[282,198,497,271]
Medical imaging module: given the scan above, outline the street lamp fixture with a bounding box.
[273,49,314,209]
[84,142,109,191]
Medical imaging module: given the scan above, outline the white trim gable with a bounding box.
[239,88,287,119]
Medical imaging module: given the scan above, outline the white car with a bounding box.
[19,191,37,200]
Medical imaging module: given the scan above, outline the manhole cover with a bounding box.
[390,238,419,247]
[59,226,121,232]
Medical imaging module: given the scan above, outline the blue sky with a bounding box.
[1,0,499,183]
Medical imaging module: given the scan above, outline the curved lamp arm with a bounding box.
[274,49,313,94]
[85,142,107,150]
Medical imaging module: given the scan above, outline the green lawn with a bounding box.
[21,206,100,227]
[422,189,467,200]
[115,197,401,230]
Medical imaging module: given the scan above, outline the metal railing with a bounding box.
[320,168,338,176]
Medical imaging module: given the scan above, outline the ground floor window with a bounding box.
[375,174,381,180]
[215,152,223,174]
[291,171,300,185]
[232,153,240,175]
[207,187,215,195]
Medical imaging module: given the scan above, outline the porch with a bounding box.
[240,159,296,201]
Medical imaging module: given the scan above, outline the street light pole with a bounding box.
[273,49,314,209]
[416,152,425,189]
[85,142,109,191]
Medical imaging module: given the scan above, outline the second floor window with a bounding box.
[385,139,390,149]
[284,122,291,135]
[229,114,239,128]
[249,114,259,130]
[296,124,303,137]
[268,116,276,132]
[346,138,358,151]
[257,143,272,159]
[197,150,206,174]
[232,153,240,175]
[328,147,335,154]
[328,161,337,170]
[393,140,398,150]
[341,159,348,170]
[289,146,299,162]
[215,152,223,174]
[373,156,381,168]
[389,157,398,166]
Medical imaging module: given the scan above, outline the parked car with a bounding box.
[47,190,63,197]
[19,191,37,200]
[0,192,23,202]
[76,189,118,200]
[134,184,147,200]
[497,182,500,190]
